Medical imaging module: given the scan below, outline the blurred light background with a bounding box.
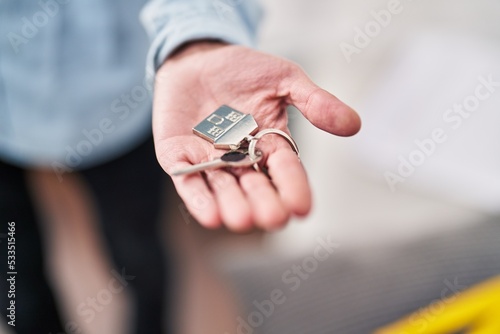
[258,0,500,254]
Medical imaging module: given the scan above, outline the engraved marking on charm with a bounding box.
[207,114,224,125]
[226,111,244,123]
[193,105,259,149]
[207,126,224,137]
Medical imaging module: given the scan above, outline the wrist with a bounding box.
[162,39,228,65]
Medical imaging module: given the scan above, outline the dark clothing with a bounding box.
[0,137,172,334]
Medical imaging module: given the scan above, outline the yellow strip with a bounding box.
[375,276,500,334]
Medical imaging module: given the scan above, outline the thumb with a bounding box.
[284,69,361,136]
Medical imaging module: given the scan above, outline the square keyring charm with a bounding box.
[193,105,259,150]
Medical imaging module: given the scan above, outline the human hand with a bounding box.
[153,41,361,232]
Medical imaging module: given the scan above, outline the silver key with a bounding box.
[171,150,262,176]
[193,105,259,150]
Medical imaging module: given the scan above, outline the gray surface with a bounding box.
[230,220,500,333]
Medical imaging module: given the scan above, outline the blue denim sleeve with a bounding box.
[140,0,263,72]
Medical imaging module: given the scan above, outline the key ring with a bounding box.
[247,129,300,171]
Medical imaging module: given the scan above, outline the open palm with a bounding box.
[153,42,360,231]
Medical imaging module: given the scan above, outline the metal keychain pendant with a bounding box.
[193,105,259,150]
